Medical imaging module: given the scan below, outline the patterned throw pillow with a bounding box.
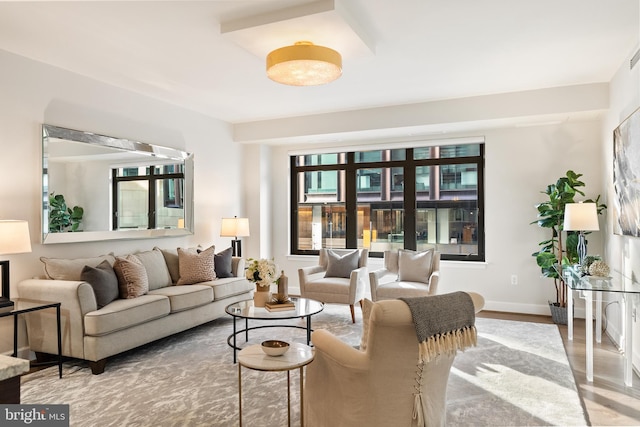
[81,260,119,309]
[177,245,216,285]
[397,249,434,284]
[324,249,359,278]
[114,255,149,299]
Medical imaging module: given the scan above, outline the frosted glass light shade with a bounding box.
[0,220,31,254]
[267,41,342,86]
[563,203,599,231]
[220,217,250,238]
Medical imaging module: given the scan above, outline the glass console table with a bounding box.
[562,265,640,386]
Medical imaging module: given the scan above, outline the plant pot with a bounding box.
[253,286,271,307]
[549,302,569,325]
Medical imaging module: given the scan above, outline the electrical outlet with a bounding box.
[510,274,518,285]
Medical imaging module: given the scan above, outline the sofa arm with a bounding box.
[348,266,368,303]
[298,265,326,294]
[428,271,440,295]
[368,268,395,302]
[18,279,97,359]
[232,257,245,278]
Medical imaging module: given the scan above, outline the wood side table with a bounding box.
[237,342,314,427]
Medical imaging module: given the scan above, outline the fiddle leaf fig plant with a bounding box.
[49,193,84,232]
[531,170,606,308]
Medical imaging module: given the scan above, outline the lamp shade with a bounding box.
[220,217,250,238]
[266,41,342,86]
[0,220,31,255]
[563,203,599,231]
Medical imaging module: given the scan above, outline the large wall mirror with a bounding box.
[42,124,194,244]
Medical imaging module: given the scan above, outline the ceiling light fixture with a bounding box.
[266,41,342,86]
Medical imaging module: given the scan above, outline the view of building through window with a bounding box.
[291,142,484,261]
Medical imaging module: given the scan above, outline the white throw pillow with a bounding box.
[397,249,434,284]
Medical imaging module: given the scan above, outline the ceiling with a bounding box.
[0,0,638,133]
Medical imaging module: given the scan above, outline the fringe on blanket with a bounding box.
[417,325,477,363]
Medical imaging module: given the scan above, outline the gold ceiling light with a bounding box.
[266,41,342,86]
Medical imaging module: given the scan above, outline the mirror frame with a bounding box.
[42,124,194,244]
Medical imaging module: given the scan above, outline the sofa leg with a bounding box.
[89,359,107,375]
[350,304,356,323]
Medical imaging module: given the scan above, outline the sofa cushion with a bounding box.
[134,248,172,290]
[398,249,434,284]
[40,254,116,281]
[148,285,213,313]
[84,295,170,336]
[177,246,216,285]
[325,250,359,278]
[114,255,149,299]
[202,277,253,301]
[376,281,430,299]
[214,247,234,278]
[81,260,119,309]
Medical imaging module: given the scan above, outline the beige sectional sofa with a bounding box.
[18,246,253,374]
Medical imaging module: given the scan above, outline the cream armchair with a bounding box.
[369,249,440,301]
[298,248,368,323]
[304,293,484,427]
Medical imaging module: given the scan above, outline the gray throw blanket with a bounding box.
[400,292,477,363]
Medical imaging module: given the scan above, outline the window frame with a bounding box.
[290,141,485,262]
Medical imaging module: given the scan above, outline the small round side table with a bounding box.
[237,342,314,427]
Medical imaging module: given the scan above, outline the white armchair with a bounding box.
[298,248,368,323]
[304,293,485,427]
[369,249,440,302]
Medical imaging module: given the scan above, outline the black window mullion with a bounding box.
[345,152,357,248]
[290,156,299,254]
[404,150,417,250]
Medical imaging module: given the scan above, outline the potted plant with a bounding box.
[48,192,84,232]
[531,170,606,323]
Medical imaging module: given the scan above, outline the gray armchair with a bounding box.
[298,248,368,323]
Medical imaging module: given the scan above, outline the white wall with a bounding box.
[0,49,246,354]
[604,43,640,368]
[268,121,604,316]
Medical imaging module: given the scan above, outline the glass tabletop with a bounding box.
[0,298,61,317]
[225,297,324,320]
[562,265,640,294]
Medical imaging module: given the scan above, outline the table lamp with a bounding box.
[563,203,599,266]
[220,216,250,257]
[0,220,32,308]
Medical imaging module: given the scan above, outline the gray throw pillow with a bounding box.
[81,260,119,309]
[324,250,359,278]
[214,247,234,278]
[398,249,434,284]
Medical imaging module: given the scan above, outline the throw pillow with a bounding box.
[214,247,234,279]
[397,249,434,284]
[40,253,116,281]
[177,245,216,285]
[324,249,359,278]
[359,298,374,351]
[134,248,172,290]
[81,260,119,309]
[113,255,149,299]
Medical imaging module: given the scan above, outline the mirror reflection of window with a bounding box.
[113,164,185,230]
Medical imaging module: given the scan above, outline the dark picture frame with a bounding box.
[613,106,640,237]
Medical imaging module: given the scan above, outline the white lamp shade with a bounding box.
[0,220,32,254]
[563,203,599,231]
[220,217,250,238]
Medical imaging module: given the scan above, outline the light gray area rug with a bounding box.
[21,306,587,426]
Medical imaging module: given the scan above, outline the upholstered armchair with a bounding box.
[369,249,440,302]
[298,248,368,323]
[304,293,485,427]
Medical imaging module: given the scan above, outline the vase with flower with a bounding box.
[245,258,280,307]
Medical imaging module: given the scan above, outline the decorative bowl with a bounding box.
[261,340,290,356]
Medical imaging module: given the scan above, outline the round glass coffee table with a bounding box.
[225,297,323,363]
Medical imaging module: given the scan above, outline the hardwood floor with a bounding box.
[479,311,640,426]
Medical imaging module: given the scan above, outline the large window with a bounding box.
[290,143,484,261]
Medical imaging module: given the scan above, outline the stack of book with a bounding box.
[265,300,295,312]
